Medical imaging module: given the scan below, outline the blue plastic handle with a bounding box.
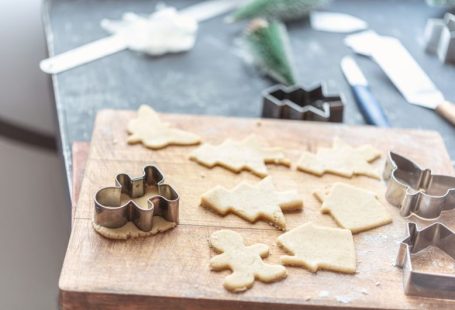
[351,85,390,127]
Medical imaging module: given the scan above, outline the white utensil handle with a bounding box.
[40,34,127,74]
[436,101,455,126]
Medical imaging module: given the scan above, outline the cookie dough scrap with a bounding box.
[209,229,287,292]
[297,138,382,179]
[127,105,201,149]
[92,216,176,240]
[201,177,303,230]
[190,135,290,177]
[314,183,392,233]
[277,222,356,274]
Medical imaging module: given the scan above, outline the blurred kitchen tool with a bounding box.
[40,0,244,74]
[346,31,455,126]
[310,11,367,33]
[341,56,389,127]
[423,13,455,63]
[227,0,328,22]
[244,19,296,85]
[262,84,344,122]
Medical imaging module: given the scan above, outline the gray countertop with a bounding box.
[43,0,455,189]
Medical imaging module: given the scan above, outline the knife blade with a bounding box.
[341,56,390,127]
[40,0,244,74]
[346,31,455,126]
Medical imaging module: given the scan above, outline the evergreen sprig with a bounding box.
[244,19,297,85]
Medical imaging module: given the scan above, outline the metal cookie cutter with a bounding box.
[423,13,455,64]
[396,222,455,299]
[261,84,344,122]
[94,165,179,232]
[383,151,455,220]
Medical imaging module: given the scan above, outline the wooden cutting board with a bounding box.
[60,110,455,309]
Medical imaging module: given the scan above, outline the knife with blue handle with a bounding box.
[341,56,390,127]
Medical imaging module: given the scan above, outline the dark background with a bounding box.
[43,0,455,186]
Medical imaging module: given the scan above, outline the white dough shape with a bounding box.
[310,11,368,33]
[101,7,198,56]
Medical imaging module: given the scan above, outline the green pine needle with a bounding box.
[244,19,297,85]
[228,0,329,22]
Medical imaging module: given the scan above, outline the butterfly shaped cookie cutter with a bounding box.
[94,165,179,232]
[395,222,455,299]
[383,151,455,220]
[261,84,344,122]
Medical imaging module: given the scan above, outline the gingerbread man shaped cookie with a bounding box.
[209,230,287,292]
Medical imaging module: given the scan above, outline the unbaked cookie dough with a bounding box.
[277,222,356,274]
[209,229,287,292]
[201,177,303,230]
[314,183,392,233]
[297,138,382,179]
[189,135,290,177]
[127,105,200,149]
[92,216,176,240]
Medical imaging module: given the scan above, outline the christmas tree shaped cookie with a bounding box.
[127,105,200,149]
[201,177,303,230]
[297,138,382,179]
[190,135,290,177]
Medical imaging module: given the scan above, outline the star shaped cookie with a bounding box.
[277,222,356,274]
[314,183,392,233]
[296,138,382,179]
[127,105,201,149]
[189,135,290,177]
[201,177,303,230]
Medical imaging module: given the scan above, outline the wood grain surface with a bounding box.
[60,110,455,309]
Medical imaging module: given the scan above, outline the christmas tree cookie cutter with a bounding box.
[395,222,455,299]
[261,84,344,122]
[94,165,179,232]
[383,151,455,220]
[423,13,455,64]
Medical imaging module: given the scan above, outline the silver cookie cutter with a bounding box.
[423,13,455,64]
[261,84,344,122]
[396,222,455,299]
[94,165,179,232]
[383,151,455,220]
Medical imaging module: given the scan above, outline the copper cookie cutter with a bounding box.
[396,222,455,299]
[94,165,179,231]
[261,84,344,122]
[383,151,455,220]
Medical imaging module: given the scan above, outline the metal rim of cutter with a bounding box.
[395,222,455,300]
[424,13,455,63]
[383,151,455,220]
[94,165,179,232]
[261,84,344,122]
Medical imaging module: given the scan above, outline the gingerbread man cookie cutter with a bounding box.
[383,151,455,220]
[395,222,455,300]
[94,165,179,232]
